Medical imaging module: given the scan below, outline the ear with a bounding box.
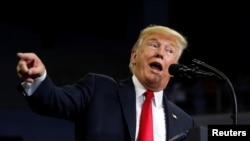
[131,50,137,64]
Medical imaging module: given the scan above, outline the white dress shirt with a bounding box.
[132,75,166,141]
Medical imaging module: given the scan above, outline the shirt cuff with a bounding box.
[21,70,47,96]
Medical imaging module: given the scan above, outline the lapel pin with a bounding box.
[172,113,177,119]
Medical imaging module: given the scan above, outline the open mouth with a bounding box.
[149,62,163,71]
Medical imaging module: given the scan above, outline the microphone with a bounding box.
[168,131,188,141]
[169,64,220,79]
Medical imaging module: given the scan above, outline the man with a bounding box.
[16,25,195,141]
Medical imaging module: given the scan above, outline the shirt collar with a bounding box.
[132,75,163,108]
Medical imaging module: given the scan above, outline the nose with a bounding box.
[155,53,163,59]
[155,47,164,59]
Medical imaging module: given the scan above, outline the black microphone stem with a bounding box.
[192,59,238,125]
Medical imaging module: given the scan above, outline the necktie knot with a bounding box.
[144,90,154,99]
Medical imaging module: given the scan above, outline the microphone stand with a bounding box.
[192,59,238,125]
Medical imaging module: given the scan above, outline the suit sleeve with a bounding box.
[22,73,96,121]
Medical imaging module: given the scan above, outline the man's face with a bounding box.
[131,33,179,91]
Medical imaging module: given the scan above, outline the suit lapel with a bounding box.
[117,77,136,141]
[163,93,180,140]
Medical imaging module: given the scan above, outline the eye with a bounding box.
[166,48,173,54]
[149,42,158,48]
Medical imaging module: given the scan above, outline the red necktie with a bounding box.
[138,90,154,141]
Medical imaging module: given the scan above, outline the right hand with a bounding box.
[16,52,46,83]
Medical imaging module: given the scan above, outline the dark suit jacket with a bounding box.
[19,73,195,141]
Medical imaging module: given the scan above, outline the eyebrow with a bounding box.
[146,38,159,44]
[147,37,175,48]
[148,38,158,42]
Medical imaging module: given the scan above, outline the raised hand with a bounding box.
[16,52,46,83]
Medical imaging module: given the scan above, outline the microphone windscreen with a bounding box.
[168,64,182,75]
